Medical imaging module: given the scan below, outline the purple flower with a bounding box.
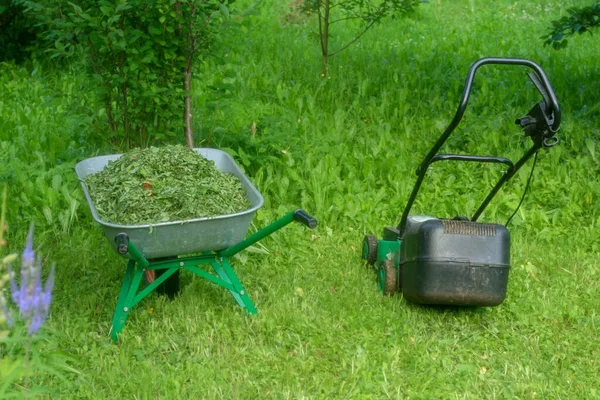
[7,225,55,335]
[22,226,35,269]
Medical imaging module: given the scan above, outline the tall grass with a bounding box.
[199,0,599,245]
[0,63,95,244]
[0,0,599,397]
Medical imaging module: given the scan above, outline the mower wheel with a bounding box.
[362,235,378,266]
[377,259,397,295]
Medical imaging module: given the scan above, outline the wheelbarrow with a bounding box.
[75,148,317,342]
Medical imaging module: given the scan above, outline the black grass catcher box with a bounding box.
[400,216,510,306]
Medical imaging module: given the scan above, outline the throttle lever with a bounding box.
[515,100,558,147]
[516,72,560,146]
[515,102,552,138]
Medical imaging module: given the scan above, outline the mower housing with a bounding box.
[400,216,510,306]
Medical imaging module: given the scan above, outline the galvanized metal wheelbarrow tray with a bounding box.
[75,148,317,342]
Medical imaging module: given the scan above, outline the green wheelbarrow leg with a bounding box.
[212,209,317,315]
[110,259,135,341]
[109,259,145,342]
[213,257,257,315]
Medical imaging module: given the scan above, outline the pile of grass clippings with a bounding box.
[84,145,251,225]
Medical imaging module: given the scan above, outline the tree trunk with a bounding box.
[121,84,129,148]
[183,66,194,148]
[105,98,115,132]
[319,0,330,77]
[181,1,196,149]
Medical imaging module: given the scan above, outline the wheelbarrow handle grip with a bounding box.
[219,209,318,257]
[115,233,129,255]
[294,209,318,229]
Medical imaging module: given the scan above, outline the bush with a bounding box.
[544,3,600,48]
[0,0,40,63]
[24,0,233,147]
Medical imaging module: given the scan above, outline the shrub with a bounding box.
[24,0,233,147]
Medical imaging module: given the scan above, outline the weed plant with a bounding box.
[0,0,599,397]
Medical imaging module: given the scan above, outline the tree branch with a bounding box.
[329,15,362,25]
[326,4,391,57]
[327,16,379,57]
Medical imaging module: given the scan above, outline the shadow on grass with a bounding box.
[403,300,494,315]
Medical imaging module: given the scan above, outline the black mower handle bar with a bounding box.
[426,154,515,172]
[417,58,561,174]
[398,58,561,236]
[464,58,560,129]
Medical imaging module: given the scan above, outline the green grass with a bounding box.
[1,0,599,398]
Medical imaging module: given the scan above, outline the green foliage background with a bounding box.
[18,0,232,147]
[1,0,599,397]
[544,2,600,48]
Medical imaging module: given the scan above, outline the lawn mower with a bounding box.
[362,57,561,306]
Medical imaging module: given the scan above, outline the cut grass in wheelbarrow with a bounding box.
[83,144,252,226]
[75,147,317,342]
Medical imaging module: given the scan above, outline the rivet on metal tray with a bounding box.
[180,262,184,267]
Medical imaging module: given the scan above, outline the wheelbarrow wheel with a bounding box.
[155,268,180,299]
[144,258,181,299]
[377,259,397,296]
[362,235,378,266]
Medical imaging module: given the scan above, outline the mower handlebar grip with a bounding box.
[467,58,561,131]
[294,209,318,229]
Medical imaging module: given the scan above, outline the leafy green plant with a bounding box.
[0,0,40,63]
[0,188,75,398]
[0,63,87,239]
[300,0,422,75]
[544,3,600,48]
[0,203,21,396]
[24,0,233,148]
[0,185,14,339]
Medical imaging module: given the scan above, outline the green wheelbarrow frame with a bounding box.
[110,209,316,342]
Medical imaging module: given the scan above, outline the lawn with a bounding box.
[1,0,599,398]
